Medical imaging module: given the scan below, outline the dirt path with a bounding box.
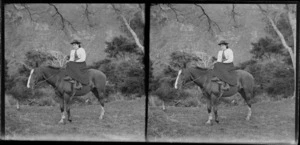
[5,98,145,141]
[148,98,296,143]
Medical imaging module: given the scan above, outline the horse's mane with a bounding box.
[194,66,210,71]
[46,65,63,70]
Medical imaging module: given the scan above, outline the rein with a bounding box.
[180,69,203,88]
[31,69,61,88]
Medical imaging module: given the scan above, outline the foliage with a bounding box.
[250,37,284,60]
[90,35,144,98]
[120,12,144,45]
[265,64,294,97]
[264,13,294,48]
[104,35,141,59]
[240,60,293,97]
[169,51,199,69]
[239,11,295,99]
[5,50,55,102]
[24,50,55,68]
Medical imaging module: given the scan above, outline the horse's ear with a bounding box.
[22,63,32,71]
[183,63,187,69]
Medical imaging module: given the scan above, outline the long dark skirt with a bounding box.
[66,61,89,85]
[212,62,237,86]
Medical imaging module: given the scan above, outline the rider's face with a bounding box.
[220,44,227,50]
[72,44,79,49]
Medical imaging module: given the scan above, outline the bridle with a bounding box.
[178,69,203,88]
[29,69,60,88]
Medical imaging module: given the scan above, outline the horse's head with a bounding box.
[174,69,191,90]
[26,68,44,89]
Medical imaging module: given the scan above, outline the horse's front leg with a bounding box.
[65,93,73,122]
[67,104,72,122]
[59,93,72,124]
[212,95,219,123]
[206,98,213,125]
[58,97,66,124]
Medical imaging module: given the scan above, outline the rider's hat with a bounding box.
[70,40,81,45]
[218,40,229,46]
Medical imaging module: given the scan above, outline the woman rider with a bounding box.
[64,40,89,89]
[212,40,237,91]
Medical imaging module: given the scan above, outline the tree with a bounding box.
[111,4,145,53]
[257,4,296,97]
[104,35,140,60]
[151,4,222,35]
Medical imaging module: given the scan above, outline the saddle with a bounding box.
[211,77,231,91]
[64,75,94,90]
[64,76,83,89]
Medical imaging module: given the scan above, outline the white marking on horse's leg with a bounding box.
[27,69,34,88]
[246,106,252,121]
[59,112,66,124]
[206,110,213,124]
[162,101,165,110]
[99,105,105,120]
[174,70,182,89]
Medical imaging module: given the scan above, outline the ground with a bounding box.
[5,97,145,141]
[148,98,296,144]
[4,97,297,143]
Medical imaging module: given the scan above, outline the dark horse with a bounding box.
[27,65,106,124]
[174,67,254,125]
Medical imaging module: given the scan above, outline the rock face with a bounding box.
[4,4,127,75]
[150,4,267,76]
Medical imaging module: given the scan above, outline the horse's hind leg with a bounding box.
[239,88,252,120]
[205,97,213,125]
[91,88,105,120]
[59,93,72,124]
[67,98,73,122]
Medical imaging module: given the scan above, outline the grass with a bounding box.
[148,97,296,143]
[5,97,145,141]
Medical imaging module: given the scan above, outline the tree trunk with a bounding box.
[267,15,296,97]
[287,9,296,98]
[120,15,144,53]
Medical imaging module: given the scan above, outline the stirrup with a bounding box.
[64,76,72,81]
[211,77,220,82]
[221,83,230,91]
[74,82,82,89]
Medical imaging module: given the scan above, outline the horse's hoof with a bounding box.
[206,121,212,125]
[59,120,65,124]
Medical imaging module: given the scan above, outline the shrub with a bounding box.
[240,60,294,98]
[266,67,294,97]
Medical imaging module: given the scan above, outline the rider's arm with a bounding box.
[69,50,75,61]
[217,51,222,62]
[223,49,233,63]
[76,48,86,62]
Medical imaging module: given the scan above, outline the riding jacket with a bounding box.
[69,47,86,62]
[217,48,233,63]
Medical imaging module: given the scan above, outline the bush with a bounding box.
[5,76,33,102]
[240,60,294,98]
[266,69,294,97]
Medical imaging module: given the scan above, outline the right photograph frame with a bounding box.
[148,3,297,143]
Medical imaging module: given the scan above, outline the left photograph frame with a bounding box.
[2,3,146,141]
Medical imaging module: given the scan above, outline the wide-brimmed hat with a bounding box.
[218,40,229,46]
[70,40,81,45]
